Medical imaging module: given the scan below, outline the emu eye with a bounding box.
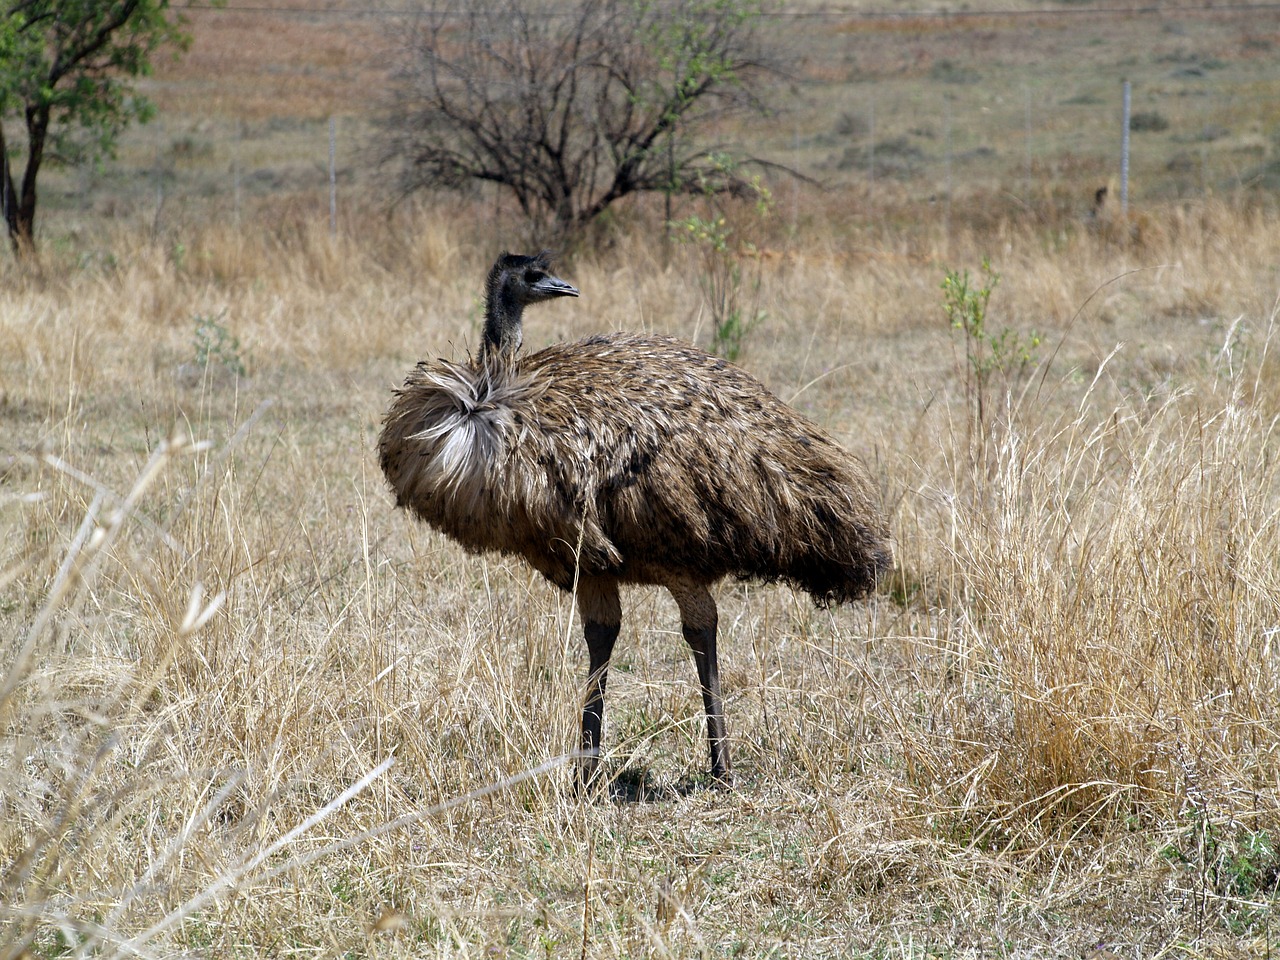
[524,269,544,284]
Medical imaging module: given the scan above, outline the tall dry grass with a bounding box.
[2,196,1278,957]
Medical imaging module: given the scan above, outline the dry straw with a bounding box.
[2,199,1278,955]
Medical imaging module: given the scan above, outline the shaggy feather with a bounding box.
[401,359,545,499]
[381,332,890,598]
[378,252,891,785]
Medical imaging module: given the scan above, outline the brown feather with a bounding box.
[380,332,890,601]
[378,252,890,786]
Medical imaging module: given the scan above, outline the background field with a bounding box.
[3,3,1280,958]
[35,1,1280,242]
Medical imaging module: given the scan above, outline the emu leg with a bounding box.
[575,576,621,791]
[669,580,732,784]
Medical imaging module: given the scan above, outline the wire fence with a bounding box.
[799,78,1279,194]
[33,4,1280,240]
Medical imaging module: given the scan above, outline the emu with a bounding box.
[379,252,891,788]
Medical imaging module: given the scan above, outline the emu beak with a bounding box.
[534,275,579,299]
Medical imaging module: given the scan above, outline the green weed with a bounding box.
[942,258,1041,451]
[670,154,771,361]
[192,311,246,377]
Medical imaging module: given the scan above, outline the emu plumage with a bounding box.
[379,252,891,786]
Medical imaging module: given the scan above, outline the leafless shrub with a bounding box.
[381,0,778,244]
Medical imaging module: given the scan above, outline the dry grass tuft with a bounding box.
[929,339,1280,831]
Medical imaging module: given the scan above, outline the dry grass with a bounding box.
[2,196,1279,957]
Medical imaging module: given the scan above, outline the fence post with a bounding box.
[233,122,241,227]
[1024,84,1033,198]
[152,144,165,236]
[1120,80,1131,215]
[867,99,875,185]
[943,93,952,252]
[329,116,338,236]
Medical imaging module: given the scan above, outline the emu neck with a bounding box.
[480,286,523,365]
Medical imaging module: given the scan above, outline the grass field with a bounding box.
[33,4,1280,239]
[3,3,1280,958]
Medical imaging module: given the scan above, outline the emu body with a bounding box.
[379,252,891,786]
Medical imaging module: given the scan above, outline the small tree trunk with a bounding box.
[6,104,51,258]
[0,125,20,256]
[9,209,36,258]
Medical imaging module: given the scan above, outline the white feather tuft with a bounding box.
[407,360,542,496]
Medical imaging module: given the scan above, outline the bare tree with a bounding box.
[382,0,776,243]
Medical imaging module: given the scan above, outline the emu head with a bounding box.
[482,251,579,362]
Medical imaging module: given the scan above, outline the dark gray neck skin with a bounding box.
[480,282,523,364]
